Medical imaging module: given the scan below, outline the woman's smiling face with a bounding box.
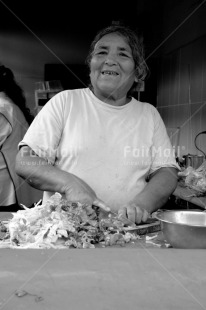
[89,32,137,104]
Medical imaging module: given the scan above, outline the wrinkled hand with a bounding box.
[63,174,110,213]
[118,203,149,225]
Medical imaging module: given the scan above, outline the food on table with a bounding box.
[0,193,139,249]
[178,160,206,196]
[0,221,8,240]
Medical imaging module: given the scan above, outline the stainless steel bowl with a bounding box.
[155,210,206,249]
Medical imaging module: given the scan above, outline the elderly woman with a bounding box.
[16,24,179,224]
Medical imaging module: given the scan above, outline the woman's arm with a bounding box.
[119,167,178,224]
[15,145,110,211]
[134,167,178,212]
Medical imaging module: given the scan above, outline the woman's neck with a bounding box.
[102,96,131,106]
[90,87,131,106]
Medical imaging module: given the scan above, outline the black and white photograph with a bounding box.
[0,0,206,309]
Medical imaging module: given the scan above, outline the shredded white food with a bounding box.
[0,193,139,249]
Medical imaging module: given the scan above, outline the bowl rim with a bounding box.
[155,210,206,227]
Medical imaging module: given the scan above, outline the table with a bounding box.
[1,213,206,309]
[173,184,206,209]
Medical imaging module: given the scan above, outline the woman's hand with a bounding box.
[118,202,149,225]
[62,174,110,212]
[117,168,178,225]
[16,146,110,213]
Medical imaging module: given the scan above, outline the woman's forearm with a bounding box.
[15,146,109,209]
[15,146,73,194]
[133,167,178,213]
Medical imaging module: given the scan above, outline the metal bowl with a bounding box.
[155,210,206,249]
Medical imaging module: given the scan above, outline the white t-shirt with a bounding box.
[19,88,179,212]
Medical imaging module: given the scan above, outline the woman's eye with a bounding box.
[97,51,107,55]
[119,53,129,57]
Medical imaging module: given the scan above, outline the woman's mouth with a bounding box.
[101,70,119,76]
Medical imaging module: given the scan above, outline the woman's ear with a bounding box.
[134,76,138,83]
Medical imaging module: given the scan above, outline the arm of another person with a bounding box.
[0,114,12,147]
[119,167,178,224]
[15,145,110,211]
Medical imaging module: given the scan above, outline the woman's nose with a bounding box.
[104,56,117,65]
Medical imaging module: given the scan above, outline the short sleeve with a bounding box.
[19,92,66,164]
[149,107,180,174]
